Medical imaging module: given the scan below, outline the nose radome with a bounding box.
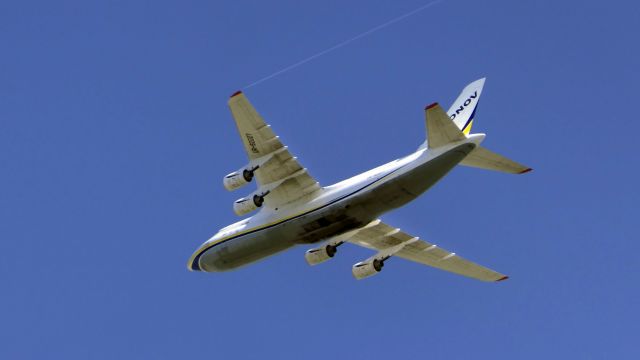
[196,248,228,272]
[187,249,203,271]
[188,244,214,272]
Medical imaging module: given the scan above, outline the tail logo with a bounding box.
[450,91,478,120]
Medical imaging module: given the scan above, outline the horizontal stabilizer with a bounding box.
[425,103,466,149]
[460,146,531,174]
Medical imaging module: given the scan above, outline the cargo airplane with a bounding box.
[188,79,531,281]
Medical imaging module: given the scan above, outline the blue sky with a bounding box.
[2,0,639,358]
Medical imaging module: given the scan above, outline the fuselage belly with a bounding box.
[195,143,474,272]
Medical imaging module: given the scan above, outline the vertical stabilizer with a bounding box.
[447,78,485,135]
[424,103,466,149]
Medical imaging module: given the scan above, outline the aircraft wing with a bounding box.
[228,91,321,206]
[348,220,508,282]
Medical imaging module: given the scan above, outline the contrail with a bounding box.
[243,0,442,89]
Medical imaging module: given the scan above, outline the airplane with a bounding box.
[187,78,531,281]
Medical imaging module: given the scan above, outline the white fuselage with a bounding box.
[188,134,485,272]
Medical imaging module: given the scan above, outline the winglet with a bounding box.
[425,102,439,110]
[230,90,243,98]
[496,276,509,282]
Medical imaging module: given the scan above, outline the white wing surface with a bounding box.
[228,91,321,207]
[348,220,508,282]
[459,146,532,174]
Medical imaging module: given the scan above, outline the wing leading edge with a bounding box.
[347,220,508,282]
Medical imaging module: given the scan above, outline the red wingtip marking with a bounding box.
[230,90,243,98]
[497,276,509,282]
[425,102,439,110]
[519,168,533,174]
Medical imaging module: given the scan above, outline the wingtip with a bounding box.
[496,276,509,282]
[230,90,243,98]
[425,102,439,110]
[519,168,533,174]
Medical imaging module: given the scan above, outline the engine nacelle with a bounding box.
[352,259,385,280]
[305,244,338,266]
[232,193,266,216]
[233,197,257,216]
[223,166,258,191]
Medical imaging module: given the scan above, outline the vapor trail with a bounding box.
[243,0,442,89]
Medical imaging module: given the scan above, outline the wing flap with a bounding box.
[255,148,302,185]
[396,243,506,282]
[266,169,320,207]
[348,220,507,282]
[227,91,321,206]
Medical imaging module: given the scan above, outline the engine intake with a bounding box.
[305,244,340,266]
[352,258,385,280]
[233,197,257,216]
[223,166,259,191]
[233,191,269,216]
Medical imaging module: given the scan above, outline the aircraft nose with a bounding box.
[192,247,226,272]
[187,251,203,271]
[187,244,211,272]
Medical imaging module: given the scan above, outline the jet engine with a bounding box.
[233,193,268,216]
[304,244,340,266]
[223,166,259,191]
[352,258,386,280]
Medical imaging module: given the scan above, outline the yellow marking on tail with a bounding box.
[462,120,474,135]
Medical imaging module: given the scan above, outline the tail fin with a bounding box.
[418,79,531,174]
[448,78,485,135]
[424,102,466,149]
[460,146,532,174]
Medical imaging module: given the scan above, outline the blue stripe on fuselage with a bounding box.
[191,164,408,271]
